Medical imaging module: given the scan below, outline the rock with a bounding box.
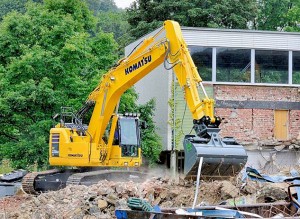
[115,184,124,194]
[220,181,239,199]
[89,206,100,214]
[257,183,287,203]
[159,190,168,199]
[160,200,174,208]
[153,197,161,206]
[33,197,40,206]
[274,145,285,151]
[294,144,300,149]
[242,180,258,194]
[115,198,128,209]
[83,216,97,219]
[289,145,295,150]
[106,193,118,205]
[63,198,69,203]
[98,214,111,219]
[98,199,108,209]
[98,187,115,196]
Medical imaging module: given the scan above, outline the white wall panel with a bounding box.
[182,28,300,51]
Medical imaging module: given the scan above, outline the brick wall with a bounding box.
[290,110,300,139]
[214,86,299,102]
[214,85,300,143]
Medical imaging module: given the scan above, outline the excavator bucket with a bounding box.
[183,129,248,179]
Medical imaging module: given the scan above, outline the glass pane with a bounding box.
[255,50,288,84]
[189,46,212,81]
[293,51,300,84]
[119,118,138,145]
[216,48,251,82]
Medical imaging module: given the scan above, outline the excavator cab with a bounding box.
[116,115,141,158]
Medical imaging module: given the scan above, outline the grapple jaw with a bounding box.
[183,128,248,179]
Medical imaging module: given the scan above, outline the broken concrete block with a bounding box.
[97,199,108,209]
[274,145,285,151]
[220,181,239,199]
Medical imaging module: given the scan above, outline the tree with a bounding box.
[86,0,133,54]
[137,99,162,164]
[0,0,27,20]
[127,0,257,39]
[85,0,118,14]
[284,0,300,32]
[255,0,293,30]
[0,0,44,20]
[0,0,117,168]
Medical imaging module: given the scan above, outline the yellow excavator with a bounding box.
[22,20,247,194]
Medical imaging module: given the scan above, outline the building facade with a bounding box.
[125,27,300,172]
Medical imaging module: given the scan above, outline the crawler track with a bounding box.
[22,169,61,194]
[22,169,149,194]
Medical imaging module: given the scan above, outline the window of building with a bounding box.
[293,51,300,84]
[189,46,212,81]
[255,50,288,84]
[216,48,251,82]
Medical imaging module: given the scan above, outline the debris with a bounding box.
[257,183,287,203]
[98,199,108,209]
[225,194,257,205]
[274,145,286,152]
[0,175,297,218]
[220,181,240,199]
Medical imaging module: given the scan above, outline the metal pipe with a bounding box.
[172,72,176,151]
[192,157,203,209]
[199,82,208,99]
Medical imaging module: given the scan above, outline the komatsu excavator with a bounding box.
[22,20,247,194]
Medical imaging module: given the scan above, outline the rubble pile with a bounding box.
[2,176,292,218]
[244,137,300,150]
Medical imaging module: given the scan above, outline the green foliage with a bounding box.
[258,71,288,84]
[254,0,300,31]
[84,0,133,55]
[0,0,27,20]
[0,0,117,169]
[168,81,183,150]
[85,0,119,14]
[96,11,132,45]
[255,0,292,30]
[293,71,300,84]
[285,1,300,31]
[137,99,162,164]
[127,0,257,39]
[0,159,13,174]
